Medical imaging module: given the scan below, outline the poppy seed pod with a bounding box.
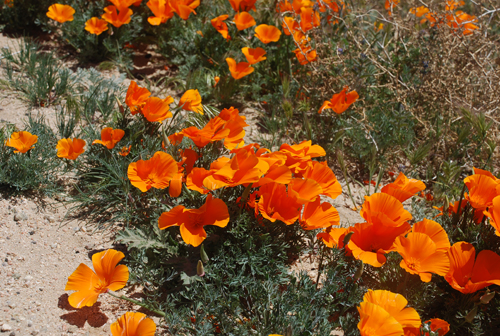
[353,262,364,281]
[197,260,205,276]
[480,290,495,304]
[464,306,478,323]
[200,244,209,263]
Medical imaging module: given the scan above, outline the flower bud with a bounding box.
[197,260,205,277]
[343,231,354,246]
[353,262,364,281]
[464,306,477,323]
[480,290,495,305]
[200,244,209,263]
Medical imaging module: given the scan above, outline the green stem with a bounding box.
[107,291,165,317]
[452,182,467,227]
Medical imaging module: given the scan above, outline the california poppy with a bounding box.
[65,249,129,308]
[446,0,464,11]
[109,0,138,10]
[228,0,257,12]
[146,0,174,25]
[464,173,499,211]
[300,198,340,230]
[282,17,299,35]
[169,0,199,20]
[125,81,151,115]
[168,132,184,145]
[179,89,203,114]
[358,289,421,335]
[92,127,125,149]
[484,195,500,236]
[5,131,38,153]
[218,106,248,150]
[317,226,348,248]
[299,7,320,32]
[409,6,430,23]
[288,178,322,204]
[446,11,478,35]
[186,167,214,194]
[85,17,109,35]
[211,15,230,40]
[119,145,131,156]
[102,5,133,28]
[445,241,500,293]
[214,76,220,86]
[254,24,281,44]
[159,194,229,246]
[179,148,198,175]
[182,116,230,148]
[111,312,156,336]
[385,0,400,15]
[257,182,302,225]
[241,47,266,65]
[234,11,256,30]
[319,87,359,114]
[56,138,86,160]
[226,58,254,79]
[46,4,75,23]
[127,151,178,192]
[141,96,174,123]
[303,161,342,199]
[412,218,450,251]
[293,47,317,65]
[360,193,412,227]
[278,140,326,176]
[381,172,426,202]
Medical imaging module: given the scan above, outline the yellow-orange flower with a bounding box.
[241,47,266,65]
[293,47,317,65]
[360,192,412,227]
[125,81,151,115]
[92,127,125,149]
[464,173,499,211]
[65,249,129,308]
[127,151,178,192]
[182,116,229,148]
[46,4,75,23]
[278,140,326,176]
[226,58,254,80]
[302,161,342,199]
[317,226,348,248]
[85,17,109,35]
[56,138,86,160]
[234,11,256,30]
[484,195,500,236]
[257,182,302,225]
[159,194,229,246]
[179,89,203,114]
[218,106,248,150]
[299,7,320,32]
[228,0,257,12]
[299,198,339,230]
[254,24,281,44]
[211,14,230,40]
[381,172,426,202]
[109,0,138,10]
[146,0,174,25]
[170,0,200,20]
[318,87,359,114]
[119,145,131,156]
[5,131,38,153]
[141,96,174,123]
[102,5,133,28]
[111,312,156,336]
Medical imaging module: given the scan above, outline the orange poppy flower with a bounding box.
[257,182,302,225]
[141,96,174,123]
[446,11,478,35]
[288,178,322,204]
[381,172,426,202]
[119,145,131,156]
[360,193,412,227]
[92,127,125,149]
[102,6,133,28]
[226,58,254,80]
[234,11,256,30]
[146,0,174,25]
[4,0,13,8]
[282,16,299,35]
[111,312,156,336]
[241,47,266,65]
[109,0,138,10]
[412,218,450,251]
[345,221,411,267]
[317,226,348,248]
[179,148,198,175]
[464,173,499,211]
[484,195,500,236]
[278,140,326,176]
[218,106,248,150]
[168,132,184,145]
[159,194,229,246]
[384,0,400,15]
[358,289,421,336]
[228,0,257,12]
[211,15,230,40]
[85,17,109,35]
[182,116,230,148]
[276,0,292,12]
[169,0,199,20]
[445,241,500,294]
[291,0,313,14]
[127,151,178,192]
[179,89,203,114]
[407,318,450,336]
[293,47,317,65]
[65,249,129,308]
[56,138,86,160]
[446,0,464,11]
[303,161,342,199]
[300,198,339,230]
[186,167,213,194]
[318,87,359,114]
[409,6,429,19]
[299,8,320,32]
[5,131,38,153]
[125,81,151,115]
[254,24,281,44]
[214,76,220,86]
[46,4,75,23]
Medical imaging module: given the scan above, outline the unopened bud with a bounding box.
[353,262,364,281]
[343,231,354,246]
[200,244,209,263]
[197,260,205,277]
[464,306,478,323]
[480,290,495,304]
[162,131,170,149]
[116,97,125,116]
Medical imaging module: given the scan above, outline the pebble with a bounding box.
[8,332,14,336]
[13,212,27,222]
[43,215,55,223]
[27,320,32,327]
[1,324,12,332]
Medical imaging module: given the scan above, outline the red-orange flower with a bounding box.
[85,17,109,35]
[219,106,248,150]
[182,116,230,148]
[254,24,281,44]
[317,227,348,248]
[257,182,302,225]
[5,131,38,153]
[360,192,412,227]
[228,0,257,12]
[302,161,342,199]
[445,241,500,293]
[293,47,317,65]
[407,318,451,336]
[179,89,203,114]
[119,145,131,156]
[102,5,133,28]
[278,140,326,176]
[109,0,138,10]
[318,87,359,114]
[484,195,500,236]
[241,47,266,65]
[65,249,129,308]
[141,96,174,123]
[169,0,199,20]
[226,58,254,79]
[127,151,178,192]
[300,198,339,230]
[46,4,75,23]
[92,127,125,149]
[111,312,156,336]
[168,132,184,145]
[381,172,426,202]
[211,14,230,40]
[159,194,229,246]
[299,7,320,32]
[147,0,174,25]
[56,138,86,160]
[464,173,499,211]
[125,81,151,115]
[234,12,256,30]
[282,16,299,35]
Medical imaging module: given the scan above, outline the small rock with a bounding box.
[1,324,12,332]
[30,331,38,336]
[13,212,27,222]
[24,275,33,282]
[27,321,32,327]
[8,332,14,336]
[43,215,55,223]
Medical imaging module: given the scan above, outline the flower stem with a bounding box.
[107,291,165,317]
